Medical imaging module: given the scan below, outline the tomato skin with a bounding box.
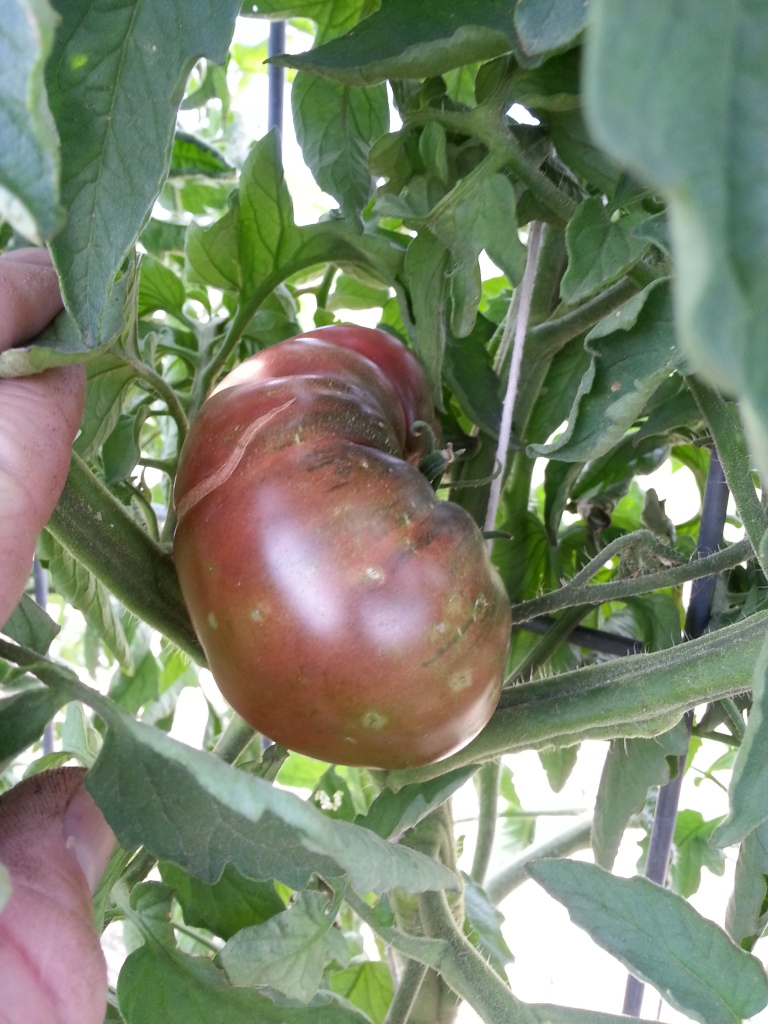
[174,327,510,769]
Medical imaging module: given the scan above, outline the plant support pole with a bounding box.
[622,449,729,1018]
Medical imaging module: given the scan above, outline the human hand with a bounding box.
[0,248,86,627]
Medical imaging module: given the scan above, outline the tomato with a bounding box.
[173,325,510,769]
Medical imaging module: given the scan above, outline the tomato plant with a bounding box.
[174,326,511,768]
[4,3,768,1024]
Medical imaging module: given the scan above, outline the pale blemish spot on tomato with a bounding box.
[250,607,263,623]
[449,669,473,692]
[362,709,388,730]
[207,612,219,630]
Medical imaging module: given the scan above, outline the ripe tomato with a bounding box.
[174,325,510,769]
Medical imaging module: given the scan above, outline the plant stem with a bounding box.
[470,760,501,885]
[212,713,256,763]
[115,351,189,445]
[47,453,203,662]
[509,605,591,682]
[519,616,642,657]
[344,886,536,1024]
[510,535,752,621]
[485,815,593,905]
[526,275,642,361]
[687,376,768,575]
[418,888,537,1024]
[383,608,768,788]
[384,959,428,1024]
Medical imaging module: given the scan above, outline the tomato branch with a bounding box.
[509,533,753,621]
[485,815,593,905]
[385,609,768,788]
[470,759,502,886]
[47,452,203,663]
[344,884,537,1024]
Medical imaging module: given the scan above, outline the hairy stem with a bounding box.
[384,959,428,1024]
[511,535,752,621]
[384,609,768,788]
[470,760,502,886]
[47,453,203,662]
[486,815,593,905]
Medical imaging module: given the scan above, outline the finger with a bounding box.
[0,249,64,352]
[0,249,86,626]
[0,768,115,1024]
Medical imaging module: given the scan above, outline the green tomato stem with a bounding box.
[345,885,536,1024]
[383,960,428,1024]
[385,608,768,788]
[470,760,501,886]
[485,815,593,905]
[510,533,753,620]
[47,452,203,663]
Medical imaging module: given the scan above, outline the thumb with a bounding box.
[0,767,116,1024]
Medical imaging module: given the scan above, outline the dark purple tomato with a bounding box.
[174,327,510,769]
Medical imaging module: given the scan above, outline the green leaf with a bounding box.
[329,962,394,1024]
[539,745,578,794]
[72,352,137,459]
[219,890,339,1002]
[498,765,536,853]
[356,766,478,840]
[118,884,371,1024]
[403,229,449,403]
[140,219,187,257]
[726,819,768,951]
[514,0,588,58]
[160,863,285,941]
[271,0,519,85]
[185,202,242,291]
[0,0,62,242]
[528,281,682,463]
[327,273,390,313]
[444,316,503,438]
[529,859,768,1024]
[671,810,725,899]
[0,686,67,762]
[242,0,370,46]
[46,0,241,342]
[85,709,460,896]
[548,110,624,198]
[238,129,303,294]
[560,198,648,304]
[713,627,768,848]
[584,0,768,477]
[170,131,234,180]
[493,509,549,604]
[45,535,134,672]
[431,173,527,337]
[1,593,59,654]
[525,336,592,446]
[138,256,187,320]
[592,721,691,871]
[461,872,514,977]
[292,75,389,222]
